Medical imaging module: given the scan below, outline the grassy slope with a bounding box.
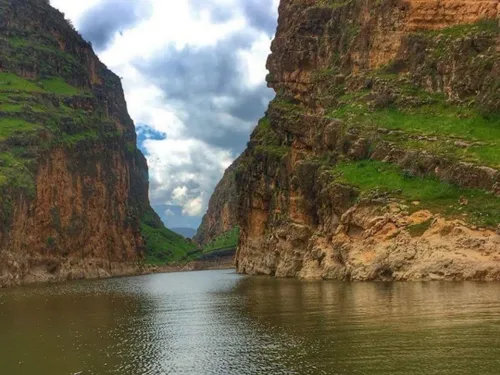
[202,226,240,253]
[141,210,198,264]
[326,20,500,169]
[330,95,500,168]
[334,161,500,227]
[0,70,97,193]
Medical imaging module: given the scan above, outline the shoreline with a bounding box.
[5,249,500,289]
[5,263,500,290]
[144,258,236,275]
[0,257,236,289]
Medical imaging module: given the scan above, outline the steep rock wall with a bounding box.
[194,158,240,246]
[0,0,176,286]
[234,0,500,281]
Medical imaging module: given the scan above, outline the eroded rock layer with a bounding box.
[234,0,500,280]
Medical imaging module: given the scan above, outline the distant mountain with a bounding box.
[170,227,197,239]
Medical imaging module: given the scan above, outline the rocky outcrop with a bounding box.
[233,0,500,280]
[237,203,500,281]
[0,0,187,287]
[194,157,240,246]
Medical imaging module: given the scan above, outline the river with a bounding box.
[1,270,500,374]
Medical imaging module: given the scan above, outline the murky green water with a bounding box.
[1,270,500,374]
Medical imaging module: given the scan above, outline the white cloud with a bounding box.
[172,186,188,202]
[182,196,205,216]
[239,34,274,86]
[50,0,101,22]
[144,137,233,217]
[50,0,277,227]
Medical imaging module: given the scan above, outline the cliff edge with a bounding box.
[234,0,500,281]
[0,0,193,287]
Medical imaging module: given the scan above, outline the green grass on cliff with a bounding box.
[330,92,500,168]
[335,160,500,227]
[141,210,197,264]
[322,18,500,169]
[0,73,44,92]
[0,71,100,144]
[0,73,86,96]
[332,90,500,143]
[0,118,39,139]
[0,103,23,112]
[0,69,120,228]
[40,77,83,95]
[317,0,352,9]
[419,18,499,38]
[367,105,500,143]
[1,29,90,86]
[203,226,240,253]
[0,152,35,198]
[252,115,291,158]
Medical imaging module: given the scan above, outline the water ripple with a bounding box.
[1,271,500,374]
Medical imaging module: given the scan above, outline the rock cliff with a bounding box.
[234,0,500,280]
[194,158,240,246]
[0,0,192,287]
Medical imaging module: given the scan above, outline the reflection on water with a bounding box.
[238,278,500,374]
[1,270,500,374]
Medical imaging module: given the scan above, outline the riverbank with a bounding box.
[0,253,236,289]
[144,253,236,274]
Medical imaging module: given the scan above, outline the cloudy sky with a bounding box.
[50,0,279,229]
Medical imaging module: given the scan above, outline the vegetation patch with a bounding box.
[271,97,305,115]
[0,118,39,139]
[407,219,433,237]
[329,91,500,168]
[0,152,35,198]
[253,116,281,145]
[251,115,291,159]
[40,77,84,96]
[0,103,23,112]
[203,226,240,253]
[54,130,101,146]
[369,105,500,143]
[0,72,88,97]
[319,17,500,169]
[255,144,290,158]
[334,160,500,227]
[0,70,108,225]
[317,0,352,9]
[419,18,499,39]
[0,72,44,92]
[141,209,197,264]
[7,35,60,50]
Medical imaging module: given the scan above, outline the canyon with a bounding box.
[2,0,500,286]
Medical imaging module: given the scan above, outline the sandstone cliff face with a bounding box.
[0,0,179,286]
[194,158,240,246]
[234,0,500,281]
